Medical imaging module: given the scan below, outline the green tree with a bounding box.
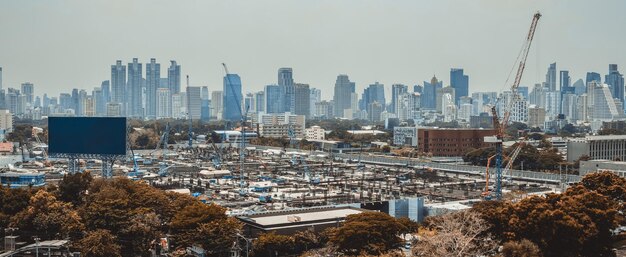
[330,212,404,255]
[499,239,542,257]
[195,217,242,257]
[251,232,294,257]
[169,202,228,248]
[11,190,84,240]
[58,171,93,205]
[76,229,122,257]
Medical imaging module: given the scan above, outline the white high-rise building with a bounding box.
[561,93,578,122]
[157,88,171,119]
[172,93,184,118]
[211,91,223,120]
[458,103,472,122]
[442,93,456,122]
[544,91,561,118]
[0,109,13,132]
[509,99,528,123]
[591,84,624,121]
[309,88,321,117]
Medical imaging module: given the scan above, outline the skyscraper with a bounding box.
[278,68,294,113]
[156,88,171,119]
[450,68,469,104]
[255,91,265,113]
[333,74,355,118]
[362,82,386,111]
[20,82,34,106]
[187,87,202,120]
[422,76,442,110]
[545,63,557,91]
[559,70,572,95]
[222,74,242,121]
[586,72,601,85]
[210,91,223,120]
[93,87,105,116]
[294,84,311,117]
[201,86,209,101]
[111,60,126,112]
[168,61,181,95]
[127,58,143,117]
[606,64,625,106]
[265,85,282,114]
[391,84,408,115]
[145,58,160,119]
[101,80,110,104]
[309,88,321,117]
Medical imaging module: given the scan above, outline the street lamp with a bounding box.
[34,237,40,257]
[236,233,251,257]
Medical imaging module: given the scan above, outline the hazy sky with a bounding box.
[1,0,625,100]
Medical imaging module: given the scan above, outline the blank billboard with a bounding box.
[48,117,127,156]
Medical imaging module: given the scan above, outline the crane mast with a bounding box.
[488,12,541,201]
[186,75,193,148]
[222,63,248,196]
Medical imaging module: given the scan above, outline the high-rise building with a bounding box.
[172,93,184,118]
[278,68,294,113]
[156,88,171,119]
[606,64,625,106]
[127,58,142,117]
[244,93,255,112]
[333,74,355,118]
[560,70,573,95]
[145,58,160,119]
[450,68,469,104]
[168,61,181,95]
[544,91,561,118]
[187,87,202,120]
[294,83,310,117]
[210,91,223,120]
[391,84,408,114]
[223,74,242,121]
[201,86,209,101]
[315,101,333,119]
[441,93,456,122]
[545,63,557,91]
[573,79,586,95]
[422,75,442,110]
[591,84,624,121]
[436,86,455,113]
[20,82,34,106]
[106,103,122,117]
[362,82,386,111]
[201,99,210,122]
[367,101,383,122]
[561,93,578,122]
[265,85,282,114]
[101,80,110,104]
[255,91,265,113]
[586,72,601,85]
[309,88,321,117]
[111,60,126,112]
[93,88,105,116]
[528,105,546,128]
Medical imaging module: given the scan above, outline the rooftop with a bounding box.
[239,206,364,226]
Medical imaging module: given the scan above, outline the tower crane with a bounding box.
[484,12,541,201]
[186,75,193,148]
[222,63,249,196]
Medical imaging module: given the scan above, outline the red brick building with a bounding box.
[417,128,496,157]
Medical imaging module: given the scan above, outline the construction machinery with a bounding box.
[222,63,249,196]
[186,75,193,148]
[484,12,541,201]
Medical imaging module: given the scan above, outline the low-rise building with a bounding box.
[579,160,626,177]
[393,127,418,147]
[237,206,366,237]
[304,126,325,141]
[417,128,496,157]
[567,135,626,162]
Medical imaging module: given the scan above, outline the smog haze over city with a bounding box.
[1,0,624,98]
[3,1,626,257]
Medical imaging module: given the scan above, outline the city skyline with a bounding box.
[1,1,625,100]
